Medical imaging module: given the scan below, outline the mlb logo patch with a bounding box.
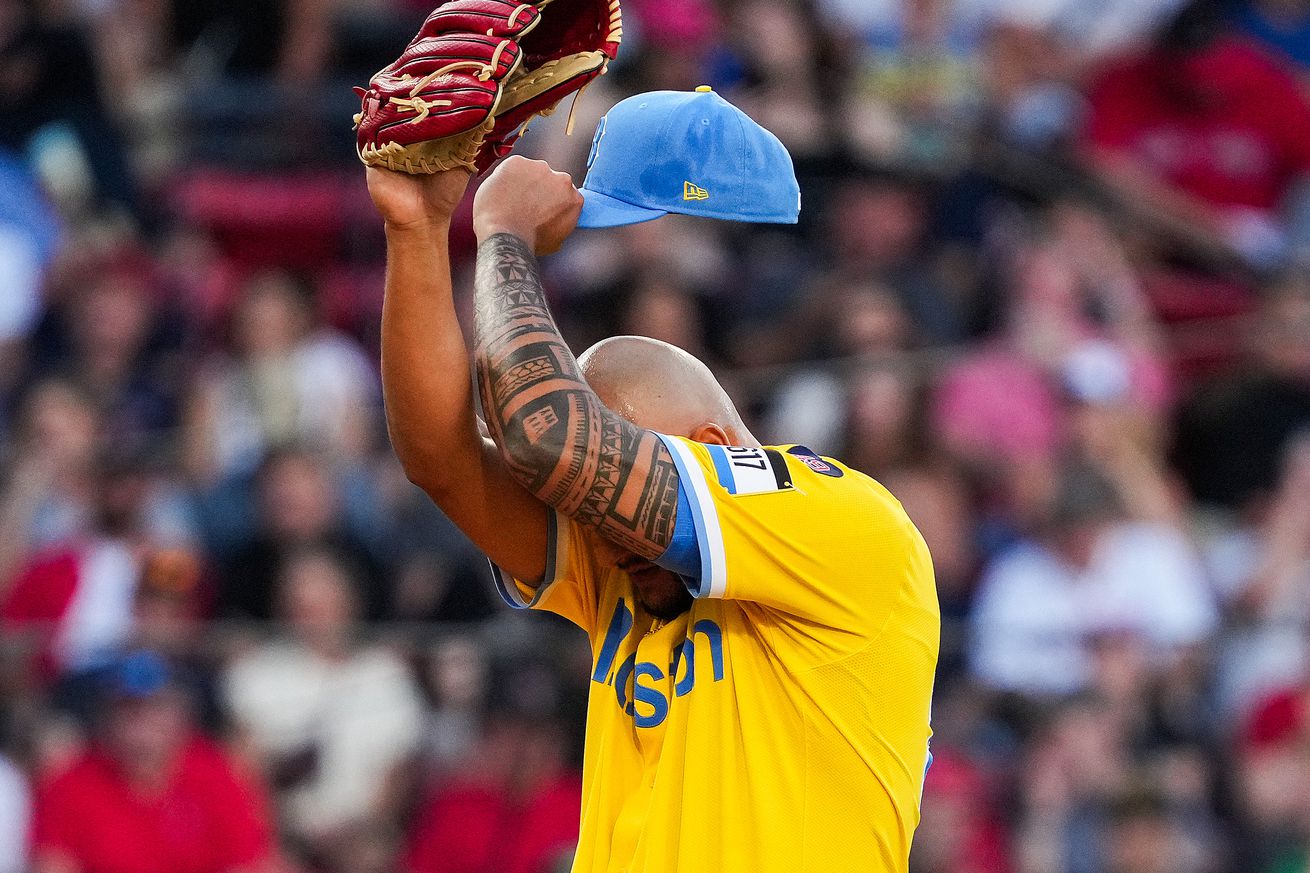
[787,446,844,478]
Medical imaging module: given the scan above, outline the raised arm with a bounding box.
[367,167,549,583]
[469,157,680,561]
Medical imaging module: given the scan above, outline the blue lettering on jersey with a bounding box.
[593,600,725,729]
[633,663,669,728]
[614,651,637,716]
[687,620,725,684]
[592,599,634,683]
[671,638,696,697]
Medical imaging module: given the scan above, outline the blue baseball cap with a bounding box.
[107,650,176,699]
[577,87,801,228]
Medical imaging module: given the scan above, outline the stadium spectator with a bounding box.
[387,550,488,623]
[1,450,185,680]
[823,178,965,344]
[763,277,916,452]
[1173,276,1310,511]
[374,456,496,624]
[0,0,138,214]
[844,364,929,472]
[969,464,1217,695]
[1082,0,1310,266]
[0,380,101,585]
[722,0,848,162]
[843,0,984,170]
[416,635,490,776]
[50,548,224,734]
[216,446,385,620]
[934,207,1168,477]
[1013,694,1137,873]
[975,6,1085,154]
[36,267,182,451]
[404,679,582,873]
[223,547,424,857]
[1207,432,1310,718]
[30,650,277,873]
[183,270,377,485]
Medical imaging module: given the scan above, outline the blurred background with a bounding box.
[3,0,1310,870]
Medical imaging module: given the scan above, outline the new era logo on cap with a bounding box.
[683,181,709,201]
[577,87,801,228]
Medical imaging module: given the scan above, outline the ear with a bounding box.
[690,422,731,446]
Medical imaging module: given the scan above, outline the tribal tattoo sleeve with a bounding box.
[472,233,680,560]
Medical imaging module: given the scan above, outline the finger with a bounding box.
[550,174,576,197]
[498,155,542,176]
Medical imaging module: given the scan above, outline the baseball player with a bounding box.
[367,88,939,872]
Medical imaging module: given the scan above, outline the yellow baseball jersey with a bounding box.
[493,437,939,873]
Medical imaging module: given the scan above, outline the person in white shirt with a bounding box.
[970,465,1218,696]
[224,546,424,843]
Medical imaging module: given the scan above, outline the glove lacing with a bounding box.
[353,38,515,126]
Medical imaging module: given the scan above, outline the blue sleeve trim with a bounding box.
[706,444,737,494]
[654,434,715,597]
[655,484,702,582]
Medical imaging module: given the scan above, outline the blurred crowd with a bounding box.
[3,0,1310,870]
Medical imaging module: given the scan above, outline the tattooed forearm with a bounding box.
[472,233,679,560]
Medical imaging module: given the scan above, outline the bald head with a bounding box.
[579,336,757,446]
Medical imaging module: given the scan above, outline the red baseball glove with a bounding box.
[354,0,621,175]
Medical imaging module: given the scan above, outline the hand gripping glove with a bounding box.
[354,0,621,175]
